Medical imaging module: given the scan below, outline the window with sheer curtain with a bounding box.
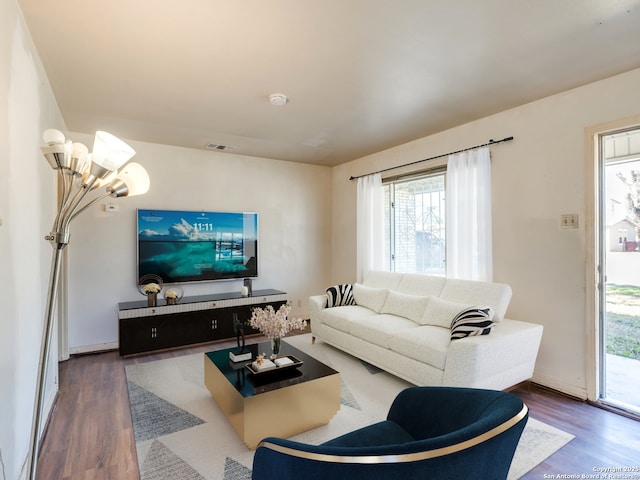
[383,170,447,276]
[446,147,492,281]
[381,146,492,281]
[364,145,491,281]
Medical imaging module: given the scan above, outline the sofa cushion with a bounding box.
[450,307,495,340]
[325,284,355,307]
[362,270,404,289]
[321,305,378,334]
[439,279,511,322]
[347,314,418,349]
[396,273,446,297]
[420,297,470,328]
[388,325,451,370]
[381,291,430,323]
[353,284,389,313]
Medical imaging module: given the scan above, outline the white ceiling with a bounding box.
[19,0,640,166]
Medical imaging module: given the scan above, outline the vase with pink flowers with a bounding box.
[248,302,306,359]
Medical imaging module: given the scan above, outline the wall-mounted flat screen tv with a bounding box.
[137,209,258,284]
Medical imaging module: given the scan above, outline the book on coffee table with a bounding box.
[274,357,294,367]
[251,359,276,372]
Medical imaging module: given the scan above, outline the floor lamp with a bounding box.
[27,129,150,480]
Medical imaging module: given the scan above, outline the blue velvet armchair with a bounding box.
[252,386,528,480]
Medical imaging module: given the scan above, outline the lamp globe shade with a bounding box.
[43,129,65,146]
[115,162,150,197]
[70,142,89,174]
[91,131,136,172]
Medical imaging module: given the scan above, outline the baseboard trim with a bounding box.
[69,341,118,355]
[532,373,588,400]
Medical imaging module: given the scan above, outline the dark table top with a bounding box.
[205,340,338,398]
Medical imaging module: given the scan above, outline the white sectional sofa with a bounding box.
[309,270,543,390]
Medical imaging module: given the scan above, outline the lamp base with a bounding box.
[229,351,252,363]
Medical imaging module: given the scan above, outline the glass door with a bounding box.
[599,128,640,415]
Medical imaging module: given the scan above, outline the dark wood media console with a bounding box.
[118,289,287,356]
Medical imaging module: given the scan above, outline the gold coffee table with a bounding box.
[204,340,340,449]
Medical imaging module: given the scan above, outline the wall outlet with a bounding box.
[105,203,119,213]
[560,213,579,229]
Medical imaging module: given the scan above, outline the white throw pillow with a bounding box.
[381,291,430,323]
[420,296,472,328]
[352,284,389,313]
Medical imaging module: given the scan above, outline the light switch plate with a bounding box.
[560,213,579,229]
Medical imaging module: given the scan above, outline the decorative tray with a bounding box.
[245,355,304,375]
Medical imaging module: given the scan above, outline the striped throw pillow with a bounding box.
[450,306,494,340]
[326,284,355,308]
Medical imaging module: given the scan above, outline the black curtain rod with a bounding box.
[349,136,514,181]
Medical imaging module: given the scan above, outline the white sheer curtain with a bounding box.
[446,147,493,281]
[356,173,384,283]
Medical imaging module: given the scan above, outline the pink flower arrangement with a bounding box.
[249,302,306,339]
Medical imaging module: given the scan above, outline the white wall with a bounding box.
[1,0,64,478]
[331,67,640,399]
[66,136,333,352]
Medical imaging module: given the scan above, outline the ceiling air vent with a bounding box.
[206,143,234,151]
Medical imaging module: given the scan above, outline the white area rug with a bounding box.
[125,334,573,480]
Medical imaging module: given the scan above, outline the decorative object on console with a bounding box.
[147,292,157,307]
[248,302,306,359]
[29,129,150,480]
[241,285,249,297]
[137,274,163,307]
[244,278,253,296]
[163,286,183,305]
[144,284,160,306]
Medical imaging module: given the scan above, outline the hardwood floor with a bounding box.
[36,337,640,480]
[512,385,640,478]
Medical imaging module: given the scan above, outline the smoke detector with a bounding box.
[269,93,288,106]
